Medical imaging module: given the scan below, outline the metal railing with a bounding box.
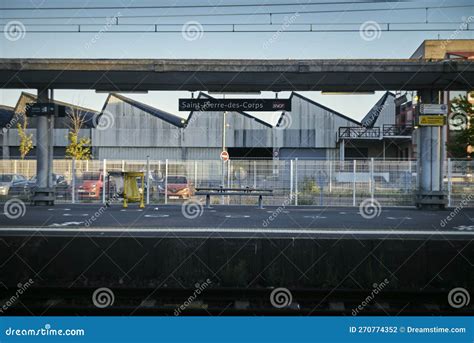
[0,158,472,207]
[382,124,413,137]
[338,127,380,139]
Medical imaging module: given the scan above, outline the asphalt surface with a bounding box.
[0,203,473,239]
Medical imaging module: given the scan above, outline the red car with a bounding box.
[77,172,105,200]
[160,175,194,199]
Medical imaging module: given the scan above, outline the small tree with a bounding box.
[16,110,33,159]
[65,107,91,160]
[447,95,474,158]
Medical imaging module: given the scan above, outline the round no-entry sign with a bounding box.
[220,150,229,161]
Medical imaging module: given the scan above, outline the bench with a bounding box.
[195,187,273,209]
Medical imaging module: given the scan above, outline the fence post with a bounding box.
[146,155,150,205]
[328,159,332,193]
[71,158,76,204]
[102,159,107,204]
[165,159,168,205]
[13,160,17,174]
[295,158,299,206]
[448,158,452,207]
[253,160,257,189]
[194,160,198,187]
[290,159,294,205]
[227,160,231,205]
[121,160,125,172]
[353,160,356,207]
[370,157,374,201]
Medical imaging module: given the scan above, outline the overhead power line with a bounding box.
[0,4,471,21]
[2,26,472,34]
[0,0,413,11]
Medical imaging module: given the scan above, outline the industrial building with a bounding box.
[0,90,406,160]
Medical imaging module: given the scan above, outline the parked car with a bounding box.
[0,174,28,196]
[8,174,70,199]
[78,172,106,200]
[159,175,194,199]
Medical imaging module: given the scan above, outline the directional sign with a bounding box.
[179,98,291,112]
[418,115,446,126]
[419,103,448,115]
[220,150,229,161]
[25,103,67,117]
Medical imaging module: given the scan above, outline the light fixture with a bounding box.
[208,91,261,95]
[321,91,375,95]
[95,90,149,94]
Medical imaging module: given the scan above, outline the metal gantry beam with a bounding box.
[0,58,473,92]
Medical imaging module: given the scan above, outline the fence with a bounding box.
[0,158,472,207]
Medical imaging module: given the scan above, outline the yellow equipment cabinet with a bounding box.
[123,172,145,209]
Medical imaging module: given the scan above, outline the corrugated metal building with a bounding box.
[1,92,97,159]
[1,91,406,160]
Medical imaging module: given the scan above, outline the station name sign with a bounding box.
[179,98,291,112]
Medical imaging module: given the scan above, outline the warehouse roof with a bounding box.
[0,105,14,129]
[14,92,99,128]
[105,93,186,128]
[184,92,274,128]
[275,92,362,128]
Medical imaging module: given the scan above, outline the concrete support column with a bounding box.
[33,88,55,205]
[415,89,446,209]
[36,88,49,189]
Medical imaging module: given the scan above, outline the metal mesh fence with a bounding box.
[0,158,472,207]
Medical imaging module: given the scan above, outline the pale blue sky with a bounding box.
[0,0,473,124]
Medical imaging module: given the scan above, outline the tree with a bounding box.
[65,107,92,160]
[16,109,33,159]
[446,95,474,159]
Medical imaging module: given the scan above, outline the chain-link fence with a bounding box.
[0,158,472,207]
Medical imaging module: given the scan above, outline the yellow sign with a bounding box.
[418,115,446,126]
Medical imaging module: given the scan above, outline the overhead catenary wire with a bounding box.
[0,4,471,20]
[0,0,416,11]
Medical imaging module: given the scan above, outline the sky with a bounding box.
[0,0,473,125]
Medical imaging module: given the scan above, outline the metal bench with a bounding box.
[195,187,273,209]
